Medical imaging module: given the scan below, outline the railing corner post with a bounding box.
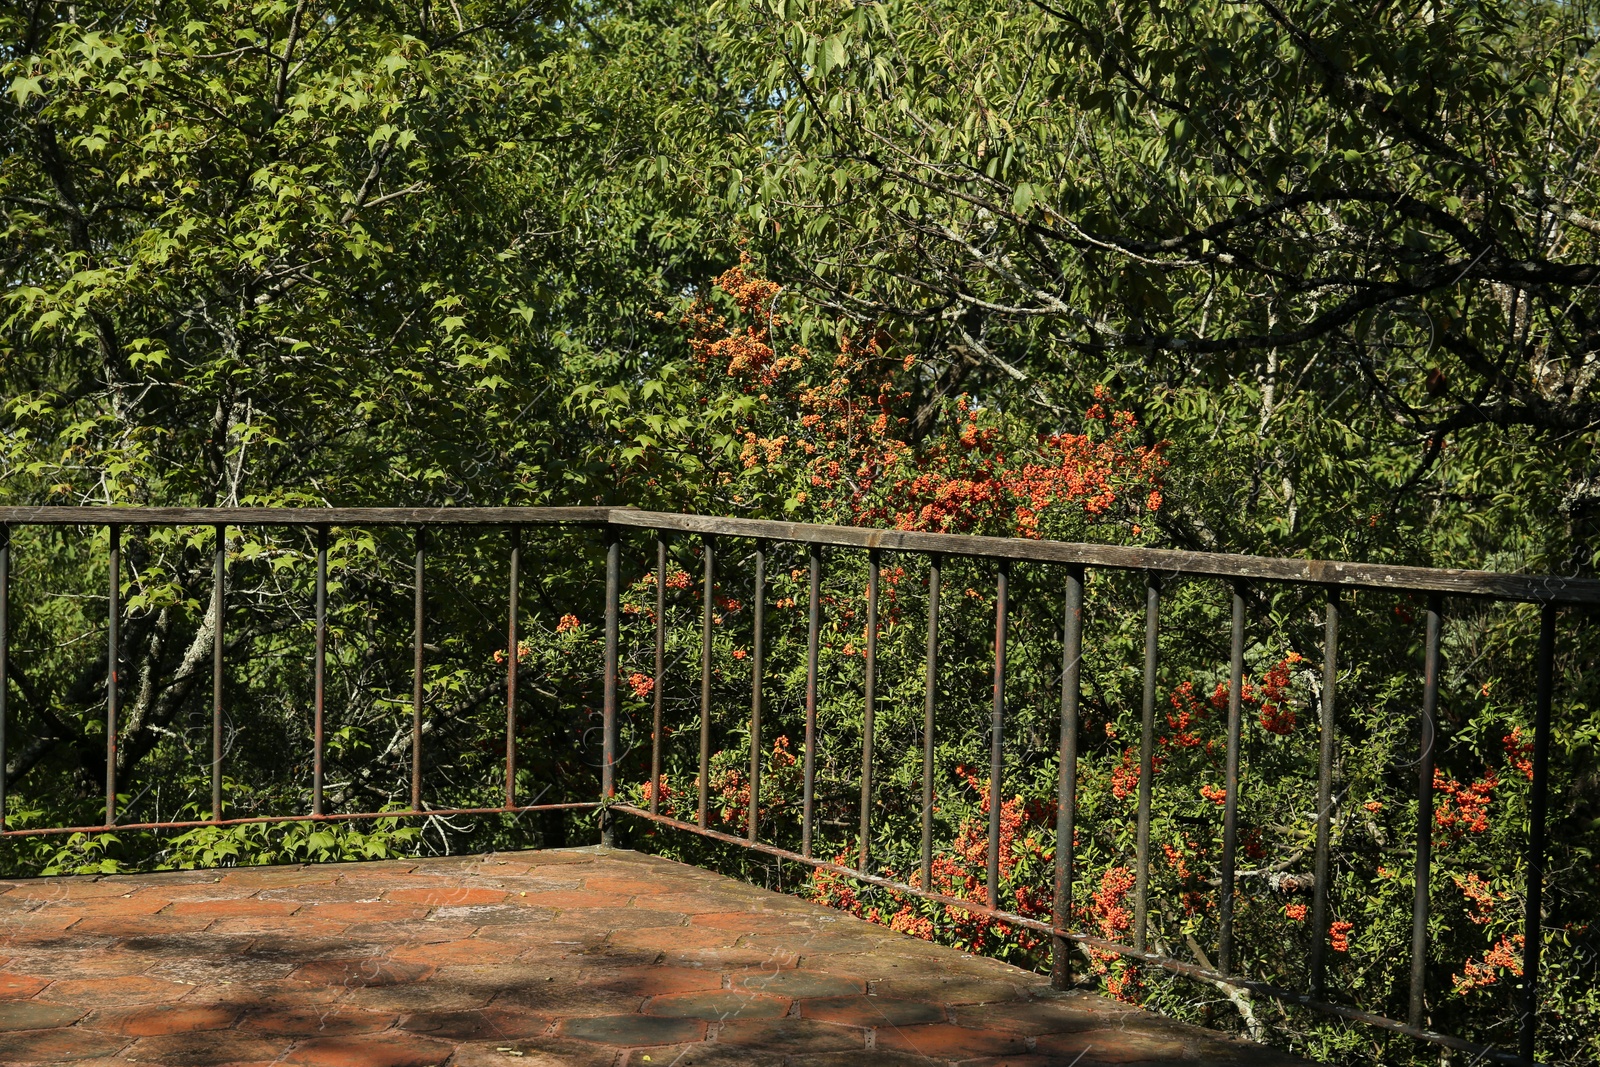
[601,523,621,847]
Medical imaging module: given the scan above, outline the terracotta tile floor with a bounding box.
[0,846,1318,1066]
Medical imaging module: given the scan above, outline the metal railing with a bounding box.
[0,505,1592,1065]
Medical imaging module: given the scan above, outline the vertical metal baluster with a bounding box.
[211,524,225,822]
[1409,595,1443,1029]
[1052,564,1085,989]
[698,535,715,828]
[1309,590,1339,996]
[987,559,1010,909]
[802,544,821,858]
[411,528,425,813]
[106,524,120,827]
[920,553,942,892]
[0,525,9,832]
[505,526,521,809]
[1521,603,1556,1064]
[650,536,667,816]
[312,526,327,816]
[1218,581,1245,973]
[858,548,880,871]
[602,525,620,847]
[1133,573,1159,953]
[748,541,766,842]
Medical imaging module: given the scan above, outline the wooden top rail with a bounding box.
[1,505,1596,604]
[615,511,1600,605]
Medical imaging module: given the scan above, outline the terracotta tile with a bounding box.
[623,893,750,915]
[345,919,480,941]
[340,982,498,1013]
[410,855,507,874]
[1,1026,130,1063]
[688,911,817,933]
[558,1013,706,1046]
[448,1038,618,1067]
[434,961,587,986]
[557,907,690,930]
[598,966,724,997]
[241,1006,398,1036]
[216,866,329,888]
[578,877,693,896]
[736,970,865,998]
[514,890,635,910]
[281,1033,454,1066]
[69,913,217,937]
[147,953,298,985]
[10,949,151,978]
[789,1052,938,1067]
[950,996,1115,1035]
[203,916,350,938]
[546,944,662,970]
[799,994,945,1027]
[109,871,234,889]
[520,850,602,866]
[385,886,509,907]
[479,879,587,898]
[258,884,386,903]
[83,1003,240,1036]
[805,951,917,978]
[0,999,86,1029]
[622,1043,787,1066]
[324,874,428,891]
[0,912,81,937]
[166,898,301,918]
[713,1016,864,1053]
[296,901,430,923]
[1,880,128,901]
[0,971,50,999]
[1035,1026,1195,1062]
[512,935,612,963]
[875,1021,1029,1059]
[185,985,349,1011]
[605,925,732,953]
[116,933,256,958]
[388,939,526,965]
[872,974,1027,1004]
[430,904,557,927]
[289,958,435,987]
[42,976,192,1004]
[491,978,645,1018]
[122,1030,288,1062]
[127,882,230,901]
[645,990,790,1020]
[664,947,800,970]
[398,1007,551,1040]
[243,934,389,961]
[49,895,174,917]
